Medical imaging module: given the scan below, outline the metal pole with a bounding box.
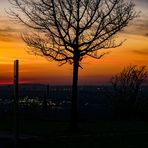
[14,60,19,147]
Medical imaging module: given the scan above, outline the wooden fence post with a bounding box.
[14,60,19,147]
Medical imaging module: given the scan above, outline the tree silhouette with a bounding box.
[9,0,137,129]
[111,65,148,119]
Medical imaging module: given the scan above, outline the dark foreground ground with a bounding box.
[1,117,148,148]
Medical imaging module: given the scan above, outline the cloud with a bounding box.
[120,0,148,37]
[145,33,148,37]
[134,18,148,37]
[134,0,148,10]
[0,31,16,42]
[135,0,148,3]
[132,49,148,55]
[134,0,148,5]
[0,27,17,33]
[0,17,23,42]
[122,16,148,37]
[0,26,18,33]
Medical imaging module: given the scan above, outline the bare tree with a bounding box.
[9,0,137,129]
[111,65,147,99]
[111,65,148,118]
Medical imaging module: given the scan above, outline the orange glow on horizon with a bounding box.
[1,33,148,85]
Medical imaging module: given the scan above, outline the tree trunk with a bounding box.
[70,57,79,130]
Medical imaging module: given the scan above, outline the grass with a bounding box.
[1,116,148,148]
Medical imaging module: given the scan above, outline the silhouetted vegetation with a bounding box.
[111,65,148,119]
[9,0,137,129]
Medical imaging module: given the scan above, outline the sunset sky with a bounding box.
[0,0,148,85]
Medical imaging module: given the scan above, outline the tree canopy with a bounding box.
[9,0,137,66]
